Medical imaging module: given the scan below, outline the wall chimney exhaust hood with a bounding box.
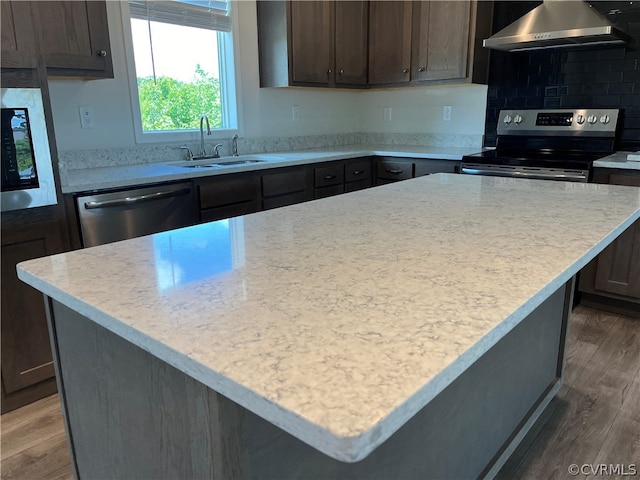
[484,1,631,52]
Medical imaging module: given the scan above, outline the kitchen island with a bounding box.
[18,174,640,479]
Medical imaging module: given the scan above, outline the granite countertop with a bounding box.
[594,151,640,171]
[61,144,482,194]
[17,174,640,462]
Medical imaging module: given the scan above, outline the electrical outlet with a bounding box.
[383,107,392,122]
[292,105,300,122]
[443,106,452,122]
[79,106,94,129]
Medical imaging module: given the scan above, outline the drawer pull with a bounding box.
[324,175,337,180]
[387,169,403,174]
[352,170,364,175]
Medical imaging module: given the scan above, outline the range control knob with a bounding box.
[514,114,523,125]
[503,114,513,124]
[576,114,585,124]
[600,114,610,124]
[587,115,598,124]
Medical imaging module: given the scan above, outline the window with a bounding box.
[124,0,238,143]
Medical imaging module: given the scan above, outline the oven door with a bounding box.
[460,162,590,183]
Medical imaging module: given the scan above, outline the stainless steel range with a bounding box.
[461,108,621,182]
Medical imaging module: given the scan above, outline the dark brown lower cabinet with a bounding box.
[262,166,314,209]
[579,168,640,317]
[376,158,415,184]
[376,157,461,184]
[196,172,262,222]
[1,217,67,413]
[314,162,345,199]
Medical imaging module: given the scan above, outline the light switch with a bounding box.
[443,106,452,122]
[79,106,94,129]
[383,107,392,122]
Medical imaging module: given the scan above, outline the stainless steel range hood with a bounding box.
[484,1,631,52]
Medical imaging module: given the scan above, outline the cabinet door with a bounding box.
[335,1,368,86]
[412,1,471,81]
[289,1,333,85]
[594,219,640,299]
[368,1,412,85]
[594,174,640,300]
[1,220,65,394]
[1,1,38,68]
[32,1,113,78]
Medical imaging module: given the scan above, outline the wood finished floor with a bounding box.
[1,306,638,480]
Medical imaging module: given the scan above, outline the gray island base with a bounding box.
[18,175,640,479]
[50,281,570,479]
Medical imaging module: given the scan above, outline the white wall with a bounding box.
[48,0,487,152]
[359,85,488,135]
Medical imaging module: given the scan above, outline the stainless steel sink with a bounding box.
[179,159,266,169]
[167,154,283,169]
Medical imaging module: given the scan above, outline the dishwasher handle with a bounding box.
[84,187,192,210]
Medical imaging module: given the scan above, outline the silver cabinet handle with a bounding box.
[417,67,426,72]
[387,169,403,174]
[84,188,191,210]
[97,50,107,57]
[324,175,337,180]
[402,69,409,73]
[352,170,364,175]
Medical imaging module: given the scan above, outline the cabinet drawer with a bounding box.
[609,174,640,187]
[201,202,260,223]
[314,164,344,188]
[315,184,345,199]
[345,178,371,192]
[197,174,260,210]
[262,167,312,197]
[345,160,372,182]
[414,159,460,176]
[376,159,414,181]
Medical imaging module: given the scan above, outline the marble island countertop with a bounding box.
[61,144,481,193]
[18,174,640,462]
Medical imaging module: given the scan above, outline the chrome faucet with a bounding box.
[213,143,223,158]
[231,134,239,156]
[180,145,193,161]
[199,114,211,156]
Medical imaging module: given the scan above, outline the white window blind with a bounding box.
[129,0,231,32]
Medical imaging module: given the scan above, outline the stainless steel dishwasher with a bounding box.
[76,181,199,247]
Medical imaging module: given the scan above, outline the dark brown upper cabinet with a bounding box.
[333,1,369,86]
[411,1,471,82]
[258,0,368,88]
[31,1,113,79]
[1,1,39,69]
[368,1,413,85]
[370,0,489,86]
[258,0,492,89]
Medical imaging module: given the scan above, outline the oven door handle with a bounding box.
[460,166,587,182]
